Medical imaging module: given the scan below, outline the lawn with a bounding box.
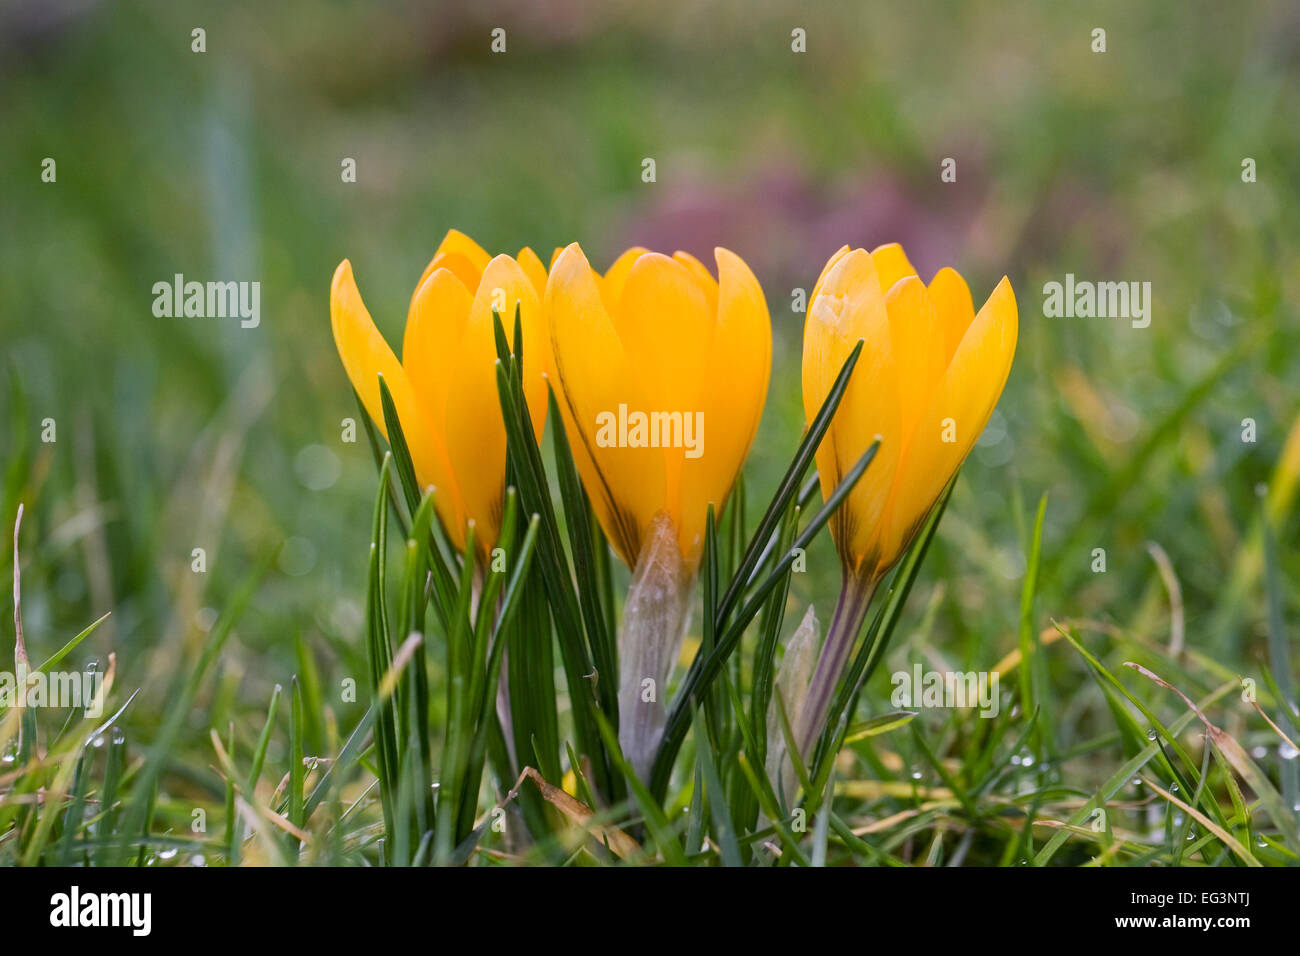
[1,0,1298,867]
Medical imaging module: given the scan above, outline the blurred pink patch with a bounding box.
[608,160,983,290]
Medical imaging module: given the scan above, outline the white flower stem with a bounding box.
[617,513,692,782]
[796,570,877,760]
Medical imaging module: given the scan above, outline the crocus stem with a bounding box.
[617,512,691,782]
[796,569,878,760]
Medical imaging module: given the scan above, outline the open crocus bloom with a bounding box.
[546,242,772,572]
[803,243,1018,583]
[546,242,772,778]
[330,229,549,555]
[783,242,1017,770]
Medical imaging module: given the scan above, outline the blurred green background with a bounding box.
[2,0,1298,823]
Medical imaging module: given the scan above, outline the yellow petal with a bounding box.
[608,253,715,533]
[403,267,473,415]
[878,276,1017,567]
[802,249,900,573]
[612,252,714,412]
[672,250,720,319]
[809,244,851,306]
[517,246,549,300]
[402,267,474,545]
[928,267,976,366]
[330,259,445,500]
[883,276,946,448]
[547,244,666,566]
[436,228,492,267]
[597,246,650,316]
[443,255,546,549]
[676,248,771,562]
[801,249,888,436]
[869,242,918,294]
[411,229,491,310]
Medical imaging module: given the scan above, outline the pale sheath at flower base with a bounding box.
[546,242,772,779]
[330,229,550,554]
[775,243,1017,794]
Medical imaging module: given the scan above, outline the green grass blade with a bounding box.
[651,438,880,799]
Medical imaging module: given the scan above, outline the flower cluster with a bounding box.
[331,229,1016,783]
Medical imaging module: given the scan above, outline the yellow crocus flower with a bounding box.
[546,242,772,572]
[803,242,1018,583]
[787,242,1017,765]
[330,229,550,555]
[545,241,771,778]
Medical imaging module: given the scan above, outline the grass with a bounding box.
[3,329,1297,866]
[1,0,1298,866]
